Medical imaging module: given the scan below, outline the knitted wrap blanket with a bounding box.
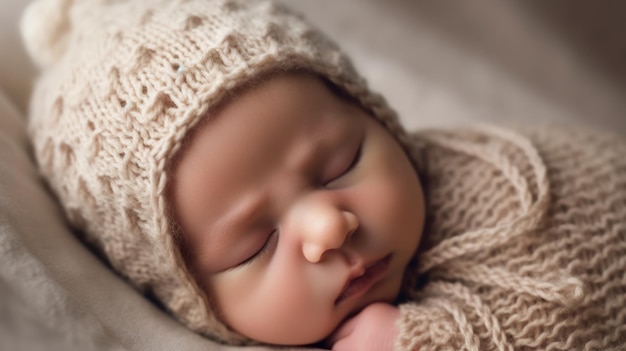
[396,125,626,350]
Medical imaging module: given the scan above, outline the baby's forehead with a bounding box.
[181,72,352,140]
[181,73,355,150]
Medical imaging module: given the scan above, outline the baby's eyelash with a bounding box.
[346,141,363,174]
[237,230,276,268]
[325,140,363,186]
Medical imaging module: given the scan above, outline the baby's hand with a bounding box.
[325,303,399,351]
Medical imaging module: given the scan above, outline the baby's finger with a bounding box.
[324,316,359,348]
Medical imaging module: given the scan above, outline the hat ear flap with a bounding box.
[20,0,74,69]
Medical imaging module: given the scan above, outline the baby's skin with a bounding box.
[169,72,425,349]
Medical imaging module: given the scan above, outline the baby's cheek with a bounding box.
[363,177,404,221]
[211,261,340,345]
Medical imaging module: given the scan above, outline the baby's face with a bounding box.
[170,72,425,345]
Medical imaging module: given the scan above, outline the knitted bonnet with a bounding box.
[21,0,412,343]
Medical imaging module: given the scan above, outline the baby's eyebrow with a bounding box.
[216,191,269,240]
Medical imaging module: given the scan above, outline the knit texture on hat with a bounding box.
[396,125,626,350]
[21,0,409,344]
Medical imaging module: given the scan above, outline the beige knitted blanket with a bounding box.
[395,125,626,350]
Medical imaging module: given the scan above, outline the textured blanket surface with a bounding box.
[397,125,626,350]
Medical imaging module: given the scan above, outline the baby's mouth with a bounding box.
[335,254,391,305]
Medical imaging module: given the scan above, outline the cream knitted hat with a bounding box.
[21,0,412,344]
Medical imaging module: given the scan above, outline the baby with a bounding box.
[22,0,626,350]
[169,71,425,347]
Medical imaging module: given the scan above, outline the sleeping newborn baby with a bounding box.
[22,0,626,350]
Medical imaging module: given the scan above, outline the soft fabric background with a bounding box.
[1,1,625,350]
[284,0,626,134]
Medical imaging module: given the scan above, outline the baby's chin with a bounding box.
[231,310,346,346]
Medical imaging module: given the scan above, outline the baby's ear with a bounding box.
[20,0,74,69]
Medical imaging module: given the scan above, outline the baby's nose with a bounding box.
[301,208,358,263]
